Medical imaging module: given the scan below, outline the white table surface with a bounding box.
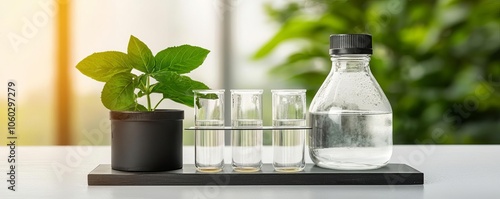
[0,145,499,199]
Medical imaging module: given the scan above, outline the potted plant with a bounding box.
[76,35,211,171]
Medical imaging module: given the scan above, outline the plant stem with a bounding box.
[153,98,165,110]
[146,76,152,111]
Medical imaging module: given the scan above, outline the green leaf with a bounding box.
[101,73,136,110]
[128,35,155,73]
[134,74,148,93]
[152,71,209,107]
[148,83,158,93]
[76,51,132,82]
[133,104,148,111]
[154,45,210,74]
[195,93,219,109]
[253,18,317,59]
[253,15,345,59]
[269,49,328,76]
[137,91,145,98]
[197,93,219,100]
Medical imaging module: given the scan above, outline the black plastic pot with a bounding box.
[110,109,184,172]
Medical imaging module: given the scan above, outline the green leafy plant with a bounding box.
[76,35,211,111]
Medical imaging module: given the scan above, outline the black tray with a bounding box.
[88,163,423,186]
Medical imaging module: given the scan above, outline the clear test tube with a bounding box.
[231,89,263,172]
[272,89,307,172]
[194,90,225,172]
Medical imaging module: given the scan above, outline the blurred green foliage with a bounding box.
[254,0,500,144]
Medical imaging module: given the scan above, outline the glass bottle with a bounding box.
[309,34,393,170]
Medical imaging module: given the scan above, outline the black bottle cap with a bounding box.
[329,34,372,55]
